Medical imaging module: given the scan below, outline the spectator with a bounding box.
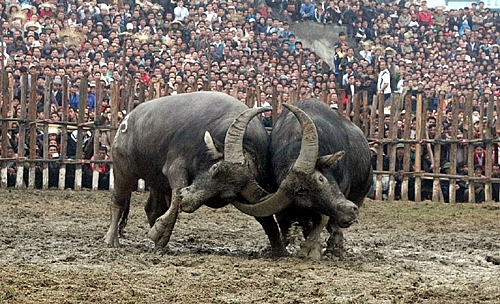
[377,60,391,104]
[300,0,315,21]
[90,146,111,190]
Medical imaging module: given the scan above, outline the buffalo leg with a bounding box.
[144,187,170,227]
[325,218,345,259]
[255,216,287,257]
[299,215,328,260]
[104,168,135,247]
[147,165,188,250]
[118,196,130,236]
[147,189,181,251]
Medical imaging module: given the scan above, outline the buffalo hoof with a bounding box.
[299,240,322,260]
[152,244,168,255]
[147,222,166,243]
[325,247,345,260]
[104,232,120,247]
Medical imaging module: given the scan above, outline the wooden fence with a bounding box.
[1,70,499,203]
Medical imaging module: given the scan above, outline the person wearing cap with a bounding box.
[277,22,294,42]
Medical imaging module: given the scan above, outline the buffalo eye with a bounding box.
[209,163,219,174]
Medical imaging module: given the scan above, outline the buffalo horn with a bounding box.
[224,106,272,164]
[282,104,319,174]
[232,188,292,218]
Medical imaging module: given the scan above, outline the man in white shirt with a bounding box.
[174,1,189,22]
[377,60,391,104]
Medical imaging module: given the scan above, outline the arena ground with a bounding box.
[1,190,499,303]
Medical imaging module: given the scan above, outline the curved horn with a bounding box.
[282,104,319,174]
[224,106,271,164]
[232,188,293,218]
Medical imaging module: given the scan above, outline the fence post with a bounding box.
[388,93,400,201]
[58,76,69,190]
[465,93,475,203]
[27,73,38,189]
[413,93,424,202]
[74,77,88,190]
[448,95,459,203]
[432,92,445,201]
[375,93,384,201]
[42,78,52,190]
[0,70,8,188]
[401,93,412,201]
[484,93,494,202]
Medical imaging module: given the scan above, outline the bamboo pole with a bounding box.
[369,94,378,139]
[362,91,369,137]
[375,93,384,201]
[484,93,494,201]
[42,78,52,189]
[58,76,69,190]
[337,89,345,117]
[401,93,412,201]
[465,93,475,203]
[388,93,400,201]
[352,92,360,127]
[414,93,424,202]
[449,95,459,203]
[28,73,38,189]
[74,77,88,190]
[0,71,8,188]
[431,92,444,201]
[92,80,104,191]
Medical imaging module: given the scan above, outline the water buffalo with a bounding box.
[104,92,286,253]
[270,99,373,258]
[181,101,369,259]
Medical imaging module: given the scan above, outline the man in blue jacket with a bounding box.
[300,0,315,21]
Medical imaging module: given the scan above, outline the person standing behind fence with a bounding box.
[464,165,486,203]
[90,146,110,190]
[473,143,486,174]
[377,60,391,105]
[491,164,500,202]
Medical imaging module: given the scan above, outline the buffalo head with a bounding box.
[231,104,359,227]
[178,106,272,213]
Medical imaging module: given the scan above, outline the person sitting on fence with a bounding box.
[90,146,111,190]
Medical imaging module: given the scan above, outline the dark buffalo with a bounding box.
[181,101,369,259]
[104,92,287,253]
[269,99,373,258]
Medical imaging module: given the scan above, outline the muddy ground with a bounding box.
[0,190,499,303]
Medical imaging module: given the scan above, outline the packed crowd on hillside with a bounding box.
[1,0,500,201]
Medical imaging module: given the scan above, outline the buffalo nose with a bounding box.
[351,205,359,214]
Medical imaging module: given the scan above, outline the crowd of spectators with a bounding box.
[1,0,500,200]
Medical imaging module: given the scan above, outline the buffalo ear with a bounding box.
[317,151,345,168]
[204,131,224,160]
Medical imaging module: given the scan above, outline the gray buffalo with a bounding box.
[104,92,283,252]
[269,99,373,258]
[181,101,369,258]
